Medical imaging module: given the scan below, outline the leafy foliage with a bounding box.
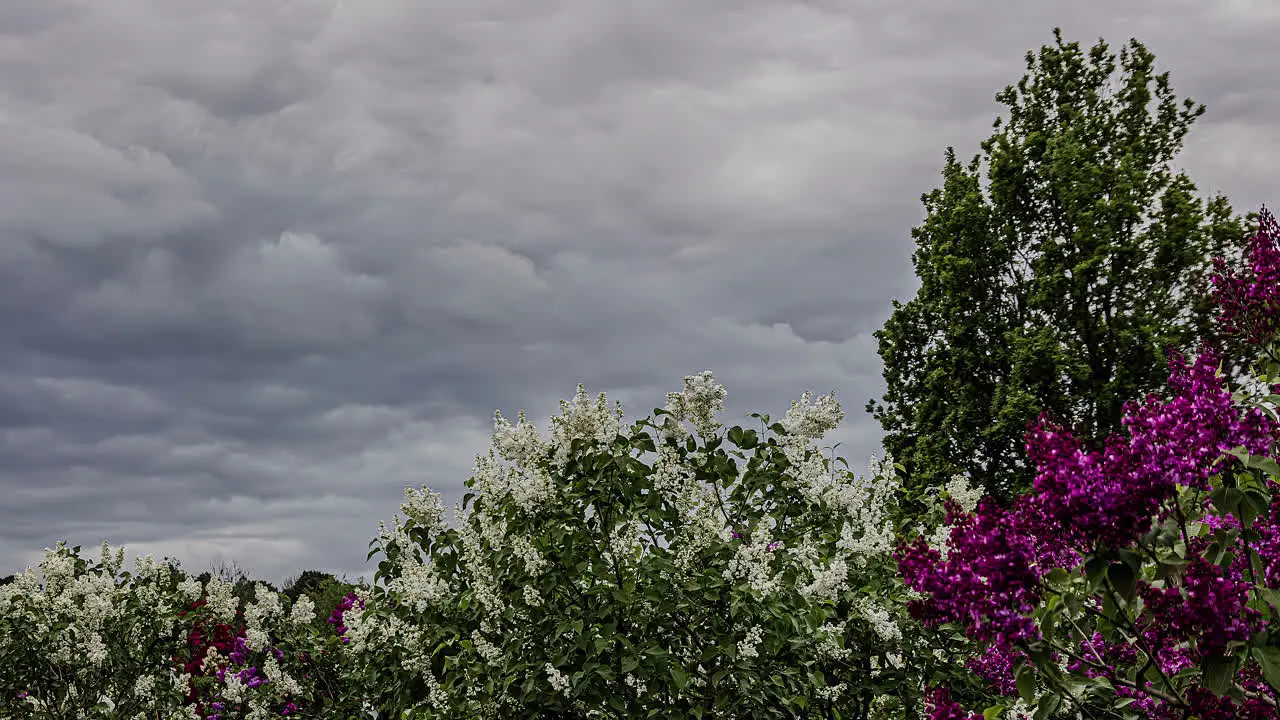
[867,28,1252,508]
[346,378,924,719]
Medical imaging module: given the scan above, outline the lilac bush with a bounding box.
[901,207,1280,719]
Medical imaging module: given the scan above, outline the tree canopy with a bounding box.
[867,28,1251,506]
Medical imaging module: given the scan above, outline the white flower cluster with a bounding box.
[815,682,847,701]
[402,485,448,536]
[510,535,548,576]
[457,512,505,617]
[916,474,983,561]
[2,541,332,718]
[203,575,241,623]
[488,409,559,513]
[624,673,647,695]
[782,390,845,441]
[813,620,851,661]
[833,457,898,562]
[385,525,452,614]
[288,593,316,627]
[797,555,849,603]
[471,627,504,663]
[944,473,982,513]
[663,370,728,440]
[723,526,781,596]
[243,582,283,651]
[548,384,626,468]
[854,597,902,643]
[737,625,764,659]
[545,664,571,695]
[608,519,643,563]
[492,408,550,468]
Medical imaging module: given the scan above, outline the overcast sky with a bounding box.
[1,0,1276,587]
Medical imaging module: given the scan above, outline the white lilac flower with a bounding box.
[799,557,848,602]
[815,683,847,701]
[722,528,780,596]
[944,473,982,513]
[98,542,126,577]
[203,577,240,623]
[664,371,727,440]
[201,646,223,674]
[289,593,316,626]
[402,485,448,536]
[177,576,202,603]
[133,675,156,702]
[509,536,547,576]
[814,621,851,661]
[781,390,844,441]
[651,442,695,497]
[609,519,642,562]
[263,655,305,696]
[243,582,283,651]
[471,628,503,663]
[855,598,902,642]
[545,664,571,695]
[492,409,549,469]
[457,515,504,616]
[737,625,764,659]
[548,385,626,467]
[389,554,451,613]
[83,632,109,667]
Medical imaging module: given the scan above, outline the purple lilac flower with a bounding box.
[1211,207,1280,345]
[236,666,269,689]
[229,636,248,665]
[1024,347,1279,551]
[328,592,365,643]
[963,644,1027,696]
[897,498,1042,648]
[900,344,1280,665]
[924,689,981,720]
[1137,556,1262,660]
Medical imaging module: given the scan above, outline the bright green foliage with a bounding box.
[867,28,1251,506]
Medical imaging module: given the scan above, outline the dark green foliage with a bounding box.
[282,568,361,626]
[867,28,1252,507]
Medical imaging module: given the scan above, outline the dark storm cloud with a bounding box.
[1,0,1277,584]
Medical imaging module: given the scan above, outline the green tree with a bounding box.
[867,28,1251,507]
[282,569,359,627]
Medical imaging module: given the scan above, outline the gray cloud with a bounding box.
[1,0,1277,586]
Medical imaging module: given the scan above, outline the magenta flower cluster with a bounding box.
[1212,206,1280,345]
[897,499,1043,648]
[328,591,365,644]
[903,207,1280,717]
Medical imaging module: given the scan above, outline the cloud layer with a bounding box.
[2,0,1277,584]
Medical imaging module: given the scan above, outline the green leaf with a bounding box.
[670,664,689,690]
[1252,646,1280,691]
[1107,561,1137,600]
[1016,665,1037,703]
[1201,654,1238,696]
[1032,693,1061,720]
